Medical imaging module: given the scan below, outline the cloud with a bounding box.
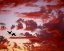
[16,18,24,23]
[26,9,64,47]
[16,18,24,30]
[39,11,64,46]
[24,20,37,31]
[0,0,64,48]
[0,36,8,49]
[46,4,64,10]
[14,6,49,19]
[0,10,11,14]
[0,22,6,25]
[22,12,42,18]
[0,0,38,8]
[29,37,42,43]
[24,32,34,37]
[43,13,64,36]
[14,1,64,21]
[10,25,15,30]
[16,6,50,19]
[0,25,7,30]
[0,22,7,30]
[16,22,23,30]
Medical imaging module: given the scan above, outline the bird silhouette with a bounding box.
[12,33,16,36]
[7,31,12,34]
[7,31,16,36]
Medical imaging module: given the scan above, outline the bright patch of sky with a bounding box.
[60,8,64,12]
[34,0,58,7]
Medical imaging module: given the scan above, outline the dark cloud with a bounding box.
[24,32,42,43]
[0,22,6,25]
[16,18,24,23]
[0,36,8,44]
[43,13,64,36]
[24,32,33,37]
[39,10,64,47]
[0,36,8,49]
[10,25,15,30]
[24,20,37,31]
[16,18,24,30]
[14,8,64,47]
[16,22,23,30]
[23,9,64,47]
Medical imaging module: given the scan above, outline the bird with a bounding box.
[7,31,12,34]
[7,31,16,36]
[12,33,16,36]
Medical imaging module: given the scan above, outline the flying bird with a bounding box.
[12,33,16,36]
[7,31,16,36]
[7,31,12,34]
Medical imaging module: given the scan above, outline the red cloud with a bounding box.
[0,0,38,8]
[0,26,7,30]
[10,25,15,30]
[29,37,43,43]
[41,12,64,47]
[15,6,50,19]
[0,22,7,30]
[16,22,23,30]
[21,12,43,18]
[46,3,64,10]
[24,20,37,31]
[16,18,24,23]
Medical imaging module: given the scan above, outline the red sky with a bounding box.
[0,0,64,48]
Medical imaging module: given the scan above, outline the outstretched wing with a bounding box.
[7,31,12,34]
[12,33,16,36]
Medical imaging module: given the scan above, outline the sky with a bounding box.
[0,0,64,45]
